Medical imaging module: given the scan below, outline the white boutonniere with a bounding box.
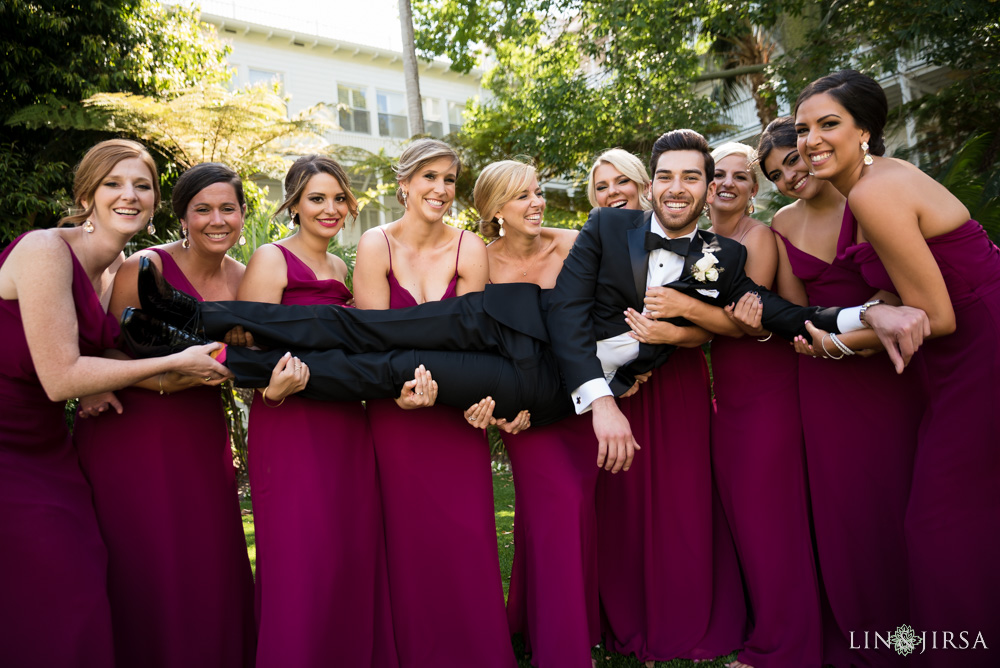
[692,252,722,283]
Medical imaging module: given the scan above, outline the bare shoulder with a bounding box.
[741,221,777,255]
[246,242,287,269]
[545,226,579,249]
[357,226,392,263]
[770,202,803,237]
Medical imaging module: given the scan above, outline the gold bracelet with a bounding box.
[158,373,166,395]
[261,386,285,407]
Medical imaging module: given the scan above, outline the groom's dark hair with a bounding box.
[649,129,714,179]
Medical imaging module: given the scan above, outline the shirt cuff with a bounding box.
[571,378,613,415]
[837,306,865,333]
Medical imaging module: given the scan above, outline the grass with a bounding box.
[240,470,736,668]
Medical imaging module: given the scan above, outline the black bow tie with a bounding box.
[644,232,690,256]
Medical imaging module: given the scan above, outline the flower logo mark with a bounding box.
[692,252,722,283]
[889,624,922,656]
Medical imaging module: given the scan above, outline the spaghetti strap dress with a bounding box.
[777,219,919,668]
[709,228,821,667]
[0,233,117,667]
[248,243,392,667]
[75,248,256,668]
[598,345,746,662]
[838,208,1000,668]
[365,229,517,668]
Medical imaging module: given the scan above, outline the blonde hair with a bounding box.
[710,142,759,184]
[587,148,651,210]
[473,160,537,239]
[394,138,461,206]
[60,139,160,227]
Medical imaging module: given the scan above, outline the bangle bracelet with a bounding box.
[756,332,772,342]
[821,333,845,359]
[158,373,166,395]
[829,332,855,356]
[261,386,285,407]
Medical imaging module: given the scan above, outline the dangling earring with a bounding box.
[181,228,190,249]
[82,220,95,233]
[401,190,408,209]
[146,218,156,236]
[747,196,755,215]
[238,232,247,246]
[497,216,505,237]
[289,211,298,228]
[862,141,874,166]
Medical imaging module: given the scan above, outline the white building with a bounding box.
[197,1,484,246]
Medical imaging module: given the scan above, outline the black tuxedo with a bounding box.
[546,207,842,396]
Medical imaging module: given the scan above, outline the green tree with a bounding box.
[1,0,230,242]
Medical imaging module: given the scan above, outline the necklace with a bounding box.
[502,239,539,277]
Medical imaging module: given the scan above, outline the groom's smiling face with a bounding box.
[649,149,714,238]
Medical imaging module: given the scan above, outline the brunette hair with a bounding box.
[172,163,245,220]
[474,160,537,239]
[393,138,461,206]
[60,139,160,227]
[756,116,798,180]
[586,148,651,210]
[279,155,358,223]
[794,69,888,156]
[649,129,714,180]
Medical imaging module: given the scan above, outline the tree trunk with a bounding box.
[399,0,425,137]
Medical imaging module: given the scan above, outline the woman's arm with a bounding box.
[456,232,489,295]
[11,235,228,400]
[625,308,713,347]
[850,178,956,336]
[237,244,288,304]
[352,229,393,310]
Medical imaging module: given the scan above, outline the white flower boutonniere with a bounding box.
[692,252,722,283]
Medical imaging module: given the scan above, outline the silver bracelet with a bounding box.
[756,332,772,342]
[829,332,855,356]
[821,333,845,359]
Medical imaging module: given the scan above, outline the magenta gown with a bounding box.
[598,346,745,662]
[0,234,117,667]
[75,248,255,668]
[504,411,601,668]
[777,222,919,668]
[710,330,822,667]
[364,230,516,668]
[247,244,391,667]
[838,209,1000,667]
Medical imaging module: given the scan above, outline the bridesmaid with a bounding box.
[756,116,919,667]
[238,155,391,667]
[74,162,256,667]
[351,138,517,668]
[471,159,598,668]
[701,142,821,668]
[792,70,1000,667]
[0,139,226,666]
[588,148,745,665]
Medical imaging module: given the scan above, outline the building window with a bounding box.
[338,84,371,134]
[377,90,409,139]
[423,97,444,138]
[249,68,283,92]
[448,101,466,132]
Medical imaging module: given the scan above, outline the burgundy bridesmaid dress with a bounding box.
[778,222,919,668]
[598,346,746,663]
[75,248,255,668]
[710,331,822,668]
[838,208,1000,668]
[0,234,117,667]
[247,244,391,667]
[364,230,516,668]
[504,411,601,668]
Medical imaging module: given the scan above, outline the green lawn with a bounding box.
[240,471,735,668]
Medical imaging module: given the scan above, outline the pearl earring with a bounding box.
[182,228,190,249]
[82,220,95,233]
[497,216,505,237]
[861,141,874,166]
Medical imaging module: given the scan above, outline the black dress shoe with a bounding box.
[120,307,211,358]
[137,255,202,333]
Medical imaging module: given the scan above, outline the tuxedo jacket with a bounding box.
[546,207,841,395]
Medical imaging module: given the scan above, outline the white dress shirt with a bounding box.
[571,220,698,414]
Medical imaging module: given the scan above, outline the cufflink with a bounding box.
[575,397,581,404]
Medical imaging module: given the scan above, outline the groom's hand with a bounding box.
[592,396,640,473]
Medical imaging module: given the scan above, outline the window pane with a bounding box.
[338,108,353,132]
[377,90,406,115]
[427,120,444,138]
[354,110,370,134]
[448,101,465,128]
[422,97,442,121]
